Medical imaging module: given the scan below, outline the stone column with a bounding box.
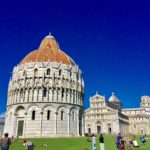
[58,89,62,102]
[23,112,27,137]
[14,92,17,103]
[49,88,52,101]
[64,89,67,102]
[12,92,14,104]
[77,92,79,105]
[33,89,37,102]
[13,113,17,137]
[32,89,34,102]
[55,112,58,135]
[17,91,20,103]
[39,88,43,101]
[66,89,68,102]
[76,113,79,136]
[75,90,77,104]
[82,113,85,136]
[47,88,49,101]
[40,112,43,137]
[68,113,70,135]
[23,89,25,102]
[29,89,32,102]
[68,90,70,103]
[54,89,57,101]
[71,90,73,103]
[37,87,39,102]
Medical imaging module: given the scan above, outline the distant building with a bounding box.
[122,96,150,135]
[85,92,150,135]
[84,92,129,135]
[4,34,84,138]
[0,117,5,137]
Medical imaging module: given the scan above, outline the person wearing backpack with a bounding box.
[1,133,11,150]
[99,133,105,150]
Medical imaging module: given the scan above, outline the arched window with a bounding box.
[59,70,62,76]
[32,110,35,120]
[47,69,50,75]
[20,89,24,98]
[61,111,64,120]
[23,70,26,76]
[34,68,38,76]
[62,88,64,98]
[47,110,50,120]
[43,88,47,97]
[72,111,75,121]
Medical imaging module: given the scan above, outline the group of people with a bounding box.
[116,133,149,150]
[0,133,34,150]
[90,133,149,150]
[91,133,105,150]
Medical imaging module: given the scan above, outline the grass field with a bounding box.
[9,136,150,150]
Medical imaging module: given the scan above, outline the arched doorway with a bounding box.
[108,123,112,134]
[96,121,101,134]
[15,106,25,137]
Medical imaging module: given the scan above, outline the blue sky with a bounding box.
[0,0,150,114]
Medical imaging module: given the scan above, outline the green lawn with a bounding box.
[9,136,150,150]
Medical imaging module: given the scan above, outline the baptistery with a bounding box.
[4,34,84,137]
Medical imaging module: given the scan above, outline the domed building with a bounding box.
[4,34,84,138]
[108,92,122,109]
[84,92,129,135]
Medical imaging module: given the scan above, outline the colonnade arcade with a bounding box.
[8,104,83,137]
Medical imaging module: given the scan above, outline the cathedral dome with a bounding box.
[20,34,75,65]
[109,92,121,103]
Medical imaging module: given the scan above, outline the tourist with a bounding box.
[116,133,122,150]
[1,133,11,150]
[92,134,96,150]
[125,137,132,150]
[26,141,34,150]
[23,138,27,147]
[120,139,125,150]
[99,133,104,150]
[140,136,146,143]
[132,140,140,147]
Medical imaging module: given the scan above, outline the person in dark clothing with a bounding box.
[1,133,11,150]
[116,133,122,150]
[99,133,105,150]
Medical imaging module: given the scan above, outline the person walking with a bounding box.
[1,133,11,150]
[116,133,122,150]
[92,134,96,150]
[99,133,105,150]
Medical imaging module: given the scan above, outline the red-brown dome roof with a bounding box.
[20,35,75,65]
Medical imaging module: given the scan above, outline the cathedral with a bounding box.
[84,92,150,135]
[4,34,84,137]
[3,34,150,138]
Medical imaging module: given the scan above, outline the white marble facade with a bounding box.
[122,96,150,135]
[84,92,129,135]
[4,35,84,138]
[85,93,150,135]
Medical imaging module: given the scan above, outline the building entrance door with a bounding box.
[17,120,24,136]
[97,126,101,134]
[108,127,111,133]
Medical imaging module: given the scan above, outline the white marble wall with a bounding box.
[4,61,84,138]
